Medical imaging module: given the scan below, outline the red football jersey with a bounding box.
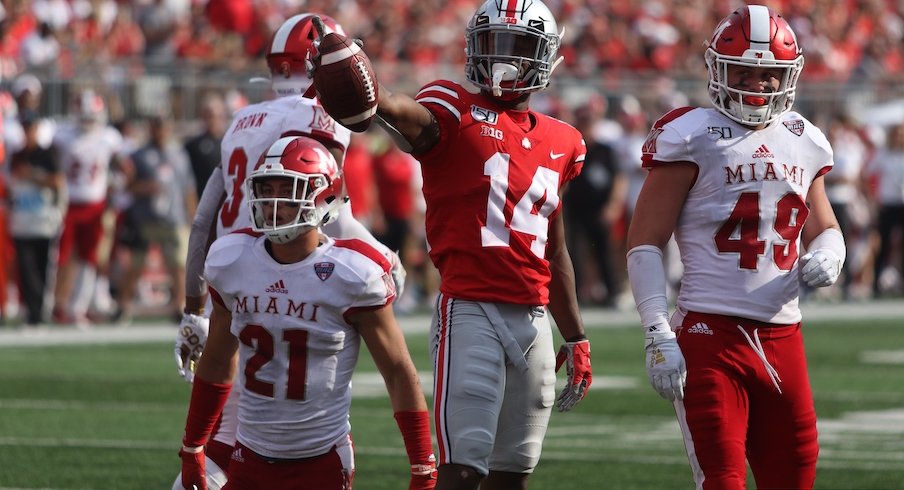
[414,80,585,305]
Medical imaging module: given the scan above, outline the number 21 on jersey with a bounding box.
[480,152,560,258]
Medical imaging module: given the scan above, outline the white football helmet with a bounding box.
[705,5,804,126]
[266,13,346,96]
[465,0,564,98]
[246,136,344,244]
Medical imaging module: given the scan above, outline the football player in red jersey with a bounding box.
[627,6,844,489]
[171,13,408,490]
[309,1,591,488]
[178,136,435,490]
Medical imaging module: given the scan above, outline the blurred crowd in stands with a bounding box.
[1,0,902,82]
[1,0,903,327]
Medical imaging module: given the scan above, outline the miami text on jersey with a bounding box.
[723,162,805,186]
[233,295,320,321]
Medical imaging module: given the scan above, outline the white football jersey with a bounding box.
[217,96,351,236]
[54,124,123,204]
[642,108,833,324]
[204,231,394,459]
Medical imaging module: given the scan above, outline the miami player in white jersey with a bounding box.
[627,6,845,489]
[171,14,406,490]
[51,90,124,326]
[178,136,435,490]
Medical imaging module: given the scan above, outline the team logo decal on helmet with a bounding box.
[705,5,804,126]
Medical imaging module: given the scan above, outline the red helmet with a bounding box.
[267,13,346,96]
[704,5,804,126]
[246,136,344,243]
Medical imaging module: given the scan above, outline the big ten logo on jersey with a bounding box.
[471,105,498,125]
[231,112,267,134]
[233,295,320,321]
[481,125,504,141]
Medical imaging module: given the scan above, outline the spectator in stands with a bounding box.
[19,21,59,69]
[867,122,904,297]
[8,111,63,326]
[115,115,196,323]
[183,93,227,198]
[136,0,179,63]
[4,74,55,154]
[103,6,145,60]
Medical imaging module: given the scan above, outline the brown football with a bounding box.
[311,33,379,133]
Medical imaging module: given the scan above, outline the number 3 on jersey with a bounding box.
[715,191,809,271]
[220,148,248,228]
[481,152,560,258]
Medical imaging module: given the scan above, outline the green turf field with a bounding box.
[1,318,902,489]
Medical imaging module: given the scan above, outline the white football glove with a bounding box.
[799,249,842,288]
[645,327,686,401]
[175,313,209,383]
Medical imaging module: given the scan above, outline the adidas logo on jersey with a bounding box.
[265,279,288,294]
[752,144,774,159]
[686,322,714,335]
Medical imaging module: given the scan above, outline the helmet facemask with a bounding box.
[705,49,803,126]
[465,0,564,99]
[247,171,340,244]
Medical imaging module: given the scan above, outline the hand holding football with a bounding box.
[308,17,379,132]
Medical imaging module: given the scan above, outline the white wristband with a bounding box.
[627,244,671,334]
[806,227,846,264]
[181,445,204,454]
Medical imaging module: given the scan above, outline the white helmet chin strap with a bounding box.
[491,63,519,97]
[728,99,770,125]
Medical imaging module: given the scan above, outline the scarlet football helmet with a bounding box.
[246,136,344,244]
[465,0,564,98]
[266,13,346,96]
[705,5,804,126]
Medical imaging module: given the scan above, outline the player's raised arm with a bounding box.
[306,15,439,155]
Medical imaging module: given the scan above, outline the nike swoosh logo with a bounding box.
[550,151,566,159]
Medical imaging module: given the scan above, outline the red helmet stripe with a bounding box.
[504,0,519,16]
[271,13,315,53]
[264,136,297,165]
[747,5,772,52]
